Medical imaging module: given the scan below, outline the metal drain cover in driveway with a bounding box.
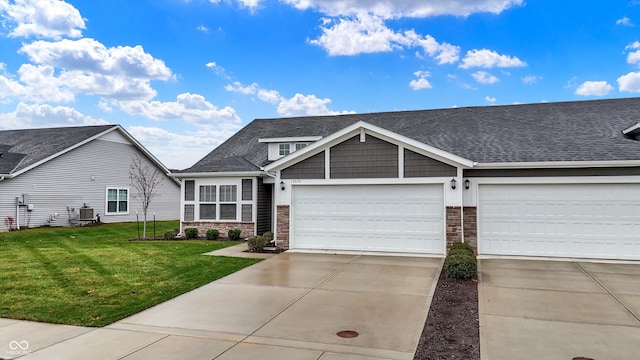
[336,330,359,338]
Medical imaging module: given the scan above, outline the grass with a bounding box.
[0,221,261,327]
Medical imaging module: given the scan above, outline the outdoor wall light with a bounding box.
[280,181,285,190]
[450,178,457,190]
[464,179,470,190]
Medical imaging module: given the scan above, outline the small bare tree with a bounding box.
[129,155,163,238]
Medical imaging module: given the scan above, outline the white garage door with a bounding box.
[478,183,640,260]
[292,184,445,254]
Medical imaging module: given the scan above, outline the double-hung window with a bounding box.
[219,185,237,220]
[106,188,128,214]
[199,185,216,219]
[279,144,291,156]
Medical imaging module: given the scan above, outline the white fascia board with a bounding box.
[9,125,120,178]
[622,122,640,135]
[474,160,640,169]
[170,171,263,178]
[264,120,475,171]
[258,136,323,143]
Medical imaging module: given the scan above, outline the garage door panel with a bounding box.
[479,184,640,260]
[292,184,444,254]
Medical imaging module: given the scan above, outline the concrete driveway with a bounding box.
[478,258,640,360]
[2,251,442,360]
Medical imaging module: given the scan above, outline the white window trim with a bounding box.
[105,187,130,215]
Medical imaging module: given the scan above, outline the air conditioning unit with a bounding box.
[79,208,94,220]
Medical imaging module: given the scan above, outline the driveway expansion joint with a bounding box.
[575,262,640,324]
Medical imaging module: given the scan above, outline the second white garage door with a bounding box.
[292,184,445,254]
[478,183,640,260]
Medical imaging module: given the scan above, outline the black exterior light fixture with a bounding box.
[450,178,457,190]
[280,181,285,190]
[464,179,470,190]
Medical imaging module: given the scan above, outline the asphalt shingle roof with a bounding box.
[181,97,640,173]
[0,125,116,175]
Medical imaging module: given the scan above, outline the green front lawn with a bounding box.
[0,221,260,327]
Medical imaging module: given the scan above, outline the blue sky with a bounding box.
[1,0,639,169]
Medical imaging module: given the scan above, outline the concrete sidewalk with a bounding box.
[478,258,640,360]
[2,251,443,360]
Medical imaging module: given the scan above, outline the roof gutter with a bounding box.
[474,160,640,169]
[169,171,264,178]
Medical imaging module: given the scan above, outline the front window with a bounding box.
[219,185,237,220]
[197,184,239,221]
[295,143,307,151]
[199,185,216,220]
[106,188,128,214]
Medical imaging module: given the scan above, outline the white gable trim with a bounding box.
[264,121,475,172]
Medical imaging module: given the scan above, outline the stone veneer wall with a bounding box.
[446,206,462,250]
[182,222,255,239]
[276,205,290,249]
[463,207,478,252]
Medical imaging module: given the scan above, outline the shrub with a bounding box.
[163,229,179,240]
[247,235,267,252]
[184,228,199,239]
[444,253,477,279]
[448,248,475,258]
[263,231,274,241]
[449,242,475,256]
[228,228,242,240]
[206,229,219,240]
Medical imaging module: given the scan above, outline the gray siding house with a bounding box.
[173,98,640,261]
[0,125,180,230]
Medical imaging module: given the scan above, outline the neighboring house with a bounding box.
[0,125,180,230]
[173,98,640,260]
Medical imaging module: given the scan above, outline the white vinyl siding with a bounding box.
[478,183,640,260]
[291,184,445,254]
[0,137,179,228]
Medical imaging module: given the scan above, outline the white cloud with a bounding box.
[3,38,172,102]
[616,16,633,26]
[485,95,496,103]
[282,0,524,19]
[205,61,230,78]
[0,73,27,101]
[225,81,354,116]
[126,125,227,170]
[277,93,353,117]
[115,93,241,131]
[0,102,107,129]
[309,14,459,63]
[471,71,499,84]
[0,0,85,39]
[575,80,613,96]
[617,71,640,92]
[521,74,541,84]
[20,38,173,79]
[197,25,210,32]
[459,49,526,69]
[409,70,432,90]
[625,41,640,66]
[208,0,261,11]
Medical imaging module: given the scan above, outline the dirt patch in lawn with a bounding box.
[414,271,480,359]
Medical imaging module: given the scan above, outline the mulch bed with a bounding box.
[414,271,480,359]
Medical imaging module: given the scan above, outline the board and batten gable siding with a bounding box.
[330,135,398,178]
[0,136,179,229]
[281,151,325,179]
[404,149,457,177]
